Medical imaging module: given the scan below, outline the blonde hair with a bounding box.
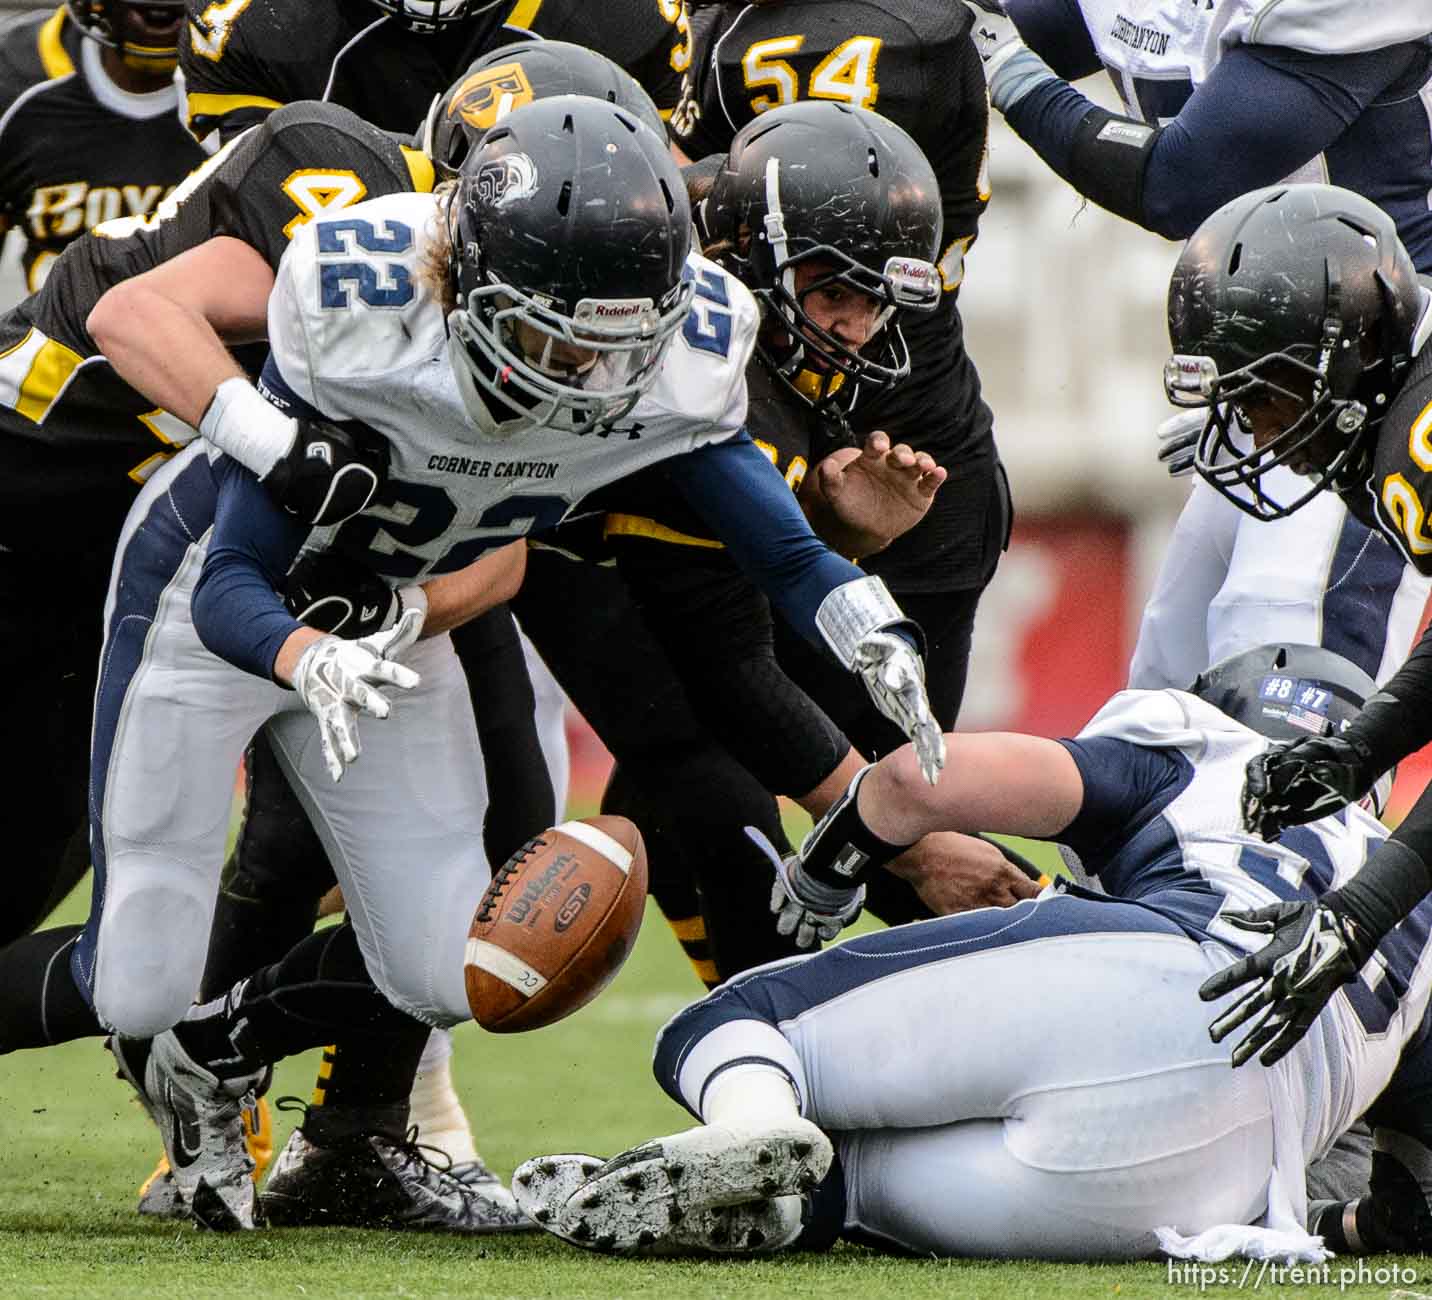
[418,181,460,317]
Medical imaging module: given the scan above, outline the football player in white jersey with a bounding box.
[0,95,943,1232]
[511,643,1432,1261]
[960,0,1432,700]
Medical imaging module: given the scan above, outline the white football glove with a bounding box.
[747,826,865,950]
[962,0,1025,77]
[292,607,424,782]
[1155,410,1204,479]
[853,631,946,785]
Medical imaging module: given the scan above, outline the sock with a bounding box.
[701,1064,801,1130]
[409,1029,479,1165]
[173,923,424,1079]
[0,926,103,1051]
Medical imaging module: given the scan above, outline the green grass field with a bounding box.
[4,853,1431,1299]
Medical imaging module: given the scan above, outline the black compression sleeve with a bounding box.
[1066,107,1160,225]
[1323,788,1432,947]
[1342,623,1432,775]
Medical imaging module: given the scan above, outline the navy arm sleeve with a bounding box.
[1056,736,1191,868]
[1006,0,1101,81]
[660,433,873,657]
[191,452,309,681]
[1003,41,1421,239]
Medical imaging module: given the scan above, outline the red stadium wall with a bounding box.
[564,514,1432,822]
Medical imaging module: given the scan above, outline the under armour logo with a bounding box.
[307,442,334,466]
[360,604,380,623]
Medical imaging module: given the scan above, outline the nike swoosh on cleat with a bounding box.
[166,1079,204,1168]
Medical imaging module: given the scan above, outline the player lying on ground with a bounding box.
[5,95,941,1232]
[513,643,1432,1260]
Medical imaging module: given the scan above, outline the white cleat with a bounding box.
[111,1032,266,1231]
[515,1118,830,1254]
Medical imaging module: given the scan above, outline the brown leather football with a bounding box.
[464,815,648,1032]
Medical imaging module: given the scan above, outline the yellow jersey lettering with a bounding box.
[189,0,256,63]
[27,182,86,240]
[280,170,369,240]
[808,36,881,110]
[1382,473,1432,556]
[743,35,805,114]
[1407,398,1432,473]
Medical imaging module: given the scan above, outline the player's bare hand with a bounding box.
[292,608,423,781]
[888,832,1039,914]
[808,431,945,556]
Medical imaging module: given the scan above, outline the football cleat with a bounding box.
[110,1032,268,1231]
[260,1107,532,1233]
[136,1159,183,1220]
[512,1152,803,1255]
[134,1096,272,1220]
[513,1118,830,1254]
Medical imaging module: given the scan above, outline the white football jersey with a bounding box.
[1076,688,1432,1156]
[265,190,758,580]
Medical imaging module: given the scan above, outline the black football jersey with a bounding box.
[0,6,206,293]
[1365,338,1432,578]
[181,0,690,144]
[675,0,999,592]
[0,101,429,553]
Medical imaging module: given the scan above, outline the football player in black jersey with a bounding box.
[0,78,544,1232]
[673,0,1010,744]
[0,2,202,288]
[510,102,1037,987]
[1138,185,1432,1073]
[181,0,690,144]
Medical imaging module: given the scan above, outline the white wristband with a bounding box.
[396,584,429,632]
[199,376,297,479]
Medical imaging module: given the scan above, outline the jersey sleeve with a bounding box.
[263,220,328,416]
[1002,40,1423,240]
[1056,735,1191,868]
[1005,0,1102,81]
[206,103,425,271]
[1234,0,1432,55]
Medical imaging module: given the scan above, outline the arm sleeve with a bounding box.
[1056,736,1188,866]
[191,453,309,680]
[1005,0,1103,80]
[660,433,869,655]
[1340,623,1432,774]
[1003,41,1419,239]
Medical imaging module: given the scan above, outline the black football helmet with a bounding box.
[1166,184,1421,520]
[1190,641,1391,813]
[447,96,694,435]
[365,0,504,33]
[66,1,185,69]
[702,101,942,416]
[421,41,666,182]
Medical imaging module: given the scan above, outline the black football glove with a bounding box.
[283,549,400,639]
[260,418,386,528]
[1242,734,1379,841]
[1199,899,1372,1068]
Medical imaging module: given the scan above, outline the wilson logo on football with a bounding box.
[449,63,535,131]
[474,154,539,209]
[553,883,592,933]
